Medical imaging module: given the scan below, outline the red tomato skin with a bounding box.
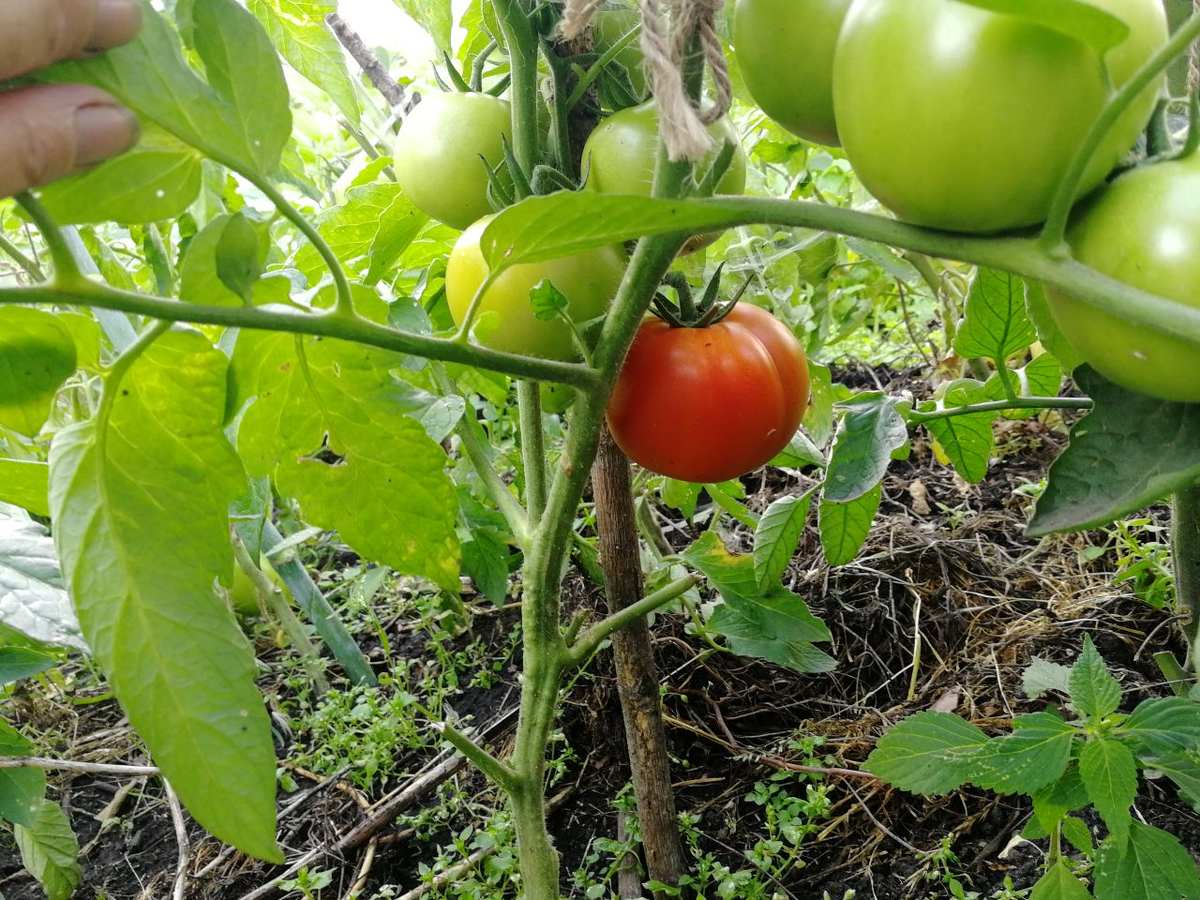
[606,306,810,483]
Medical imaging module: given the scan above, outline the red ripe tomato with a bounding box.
[607,305,810,483]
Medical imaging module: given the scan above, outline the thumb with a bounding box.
[0,85,140,199]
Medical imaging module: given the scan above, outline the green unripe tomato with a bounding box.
[228,565,261,617]
[1046,154,1200,404]
[582,101,747,197]
[833,0,1168,233]
[594,5,647,103]
[446,215,627,361]
[394,93,511,230]
[733,0,851,146]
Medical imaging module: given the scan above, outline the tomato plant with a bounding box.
[393,92,511,229]
[607,304,810,484]
[733,0,851,147]
[1048,154,1200,403]
[446,215,628,360]
[833,0,1168,233]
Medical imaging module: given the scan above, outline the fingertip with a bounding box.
[73,102,140,168]
[88,0,143,52]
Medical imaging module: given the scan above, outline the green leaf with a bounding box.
[863,711,989,796]
[803,363,835,447]
[950,0,1131,56]
[818,482,882,567]
[294,183,428,286]
[190,0,293,174]
[823,394,907,503]
[707,604,837,674]
[0,514,85,651]
[35,124,202,225]
[769,430,826,469]
[1026,280,1085,372]
[180,214,282,307]
[1062,815,1096,856]
[1028,367,1200,536]
[393,0,454,53]
[925,409,996,483]
[954,269,1038,367]
[971,711,1077,794]
[248,0,361,126]
[234,332,460,589]
[0,460,50,517]
[0,308,77,437]
[0,647,56,685]
[753,490,815,590]
[983,353,1065,420]
[215,212,264,303]
[1139,751,1200,809]
[683,533,830,645]
[13,799,80,900]
[461,531,510,605]
[1122,697,1200,757]
[1094,822,1200,900]
[1069,637,1122,719]
[1080,739,1137,848]
[39,4,284,175]
[49,329,281,861]
[0,720,46,827]
[1031,861,1094,900]
[529,280,570,322]
[1031,764,1090,833]
[1024,657,1074,700]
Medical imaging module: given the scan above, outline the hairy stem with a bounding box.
[1173,485,1200,672]
[519,382,549,523]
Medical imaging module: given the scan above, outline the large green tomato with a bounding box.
[1046,154,1200,404]
[394,93,511,230]
[582,101,747,197]
[833,0,1168,233]
[594,4,647,103]
[733,0,851,146]
[446,216,627,361]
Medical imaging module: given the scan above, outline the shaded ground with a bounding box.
[2,374,1194,900]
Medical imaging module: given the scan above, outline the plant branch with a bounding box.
[1173,485,1200,671]
[434,721,519,792]
[518,381,548,521]
[0,757,160,775]
[327,12,409,110]
[908,397,1094,424]
[16,193,82,284]
[0,233,45,281]
[569,573,701,665]
[1041,14,1200,250]
[0,281,602,388]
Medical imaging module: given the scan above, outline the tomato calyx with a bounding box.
[651,263,753,329]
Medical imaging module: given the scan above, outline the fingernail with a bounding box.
[74,104,140,168]
[90,0,143,51]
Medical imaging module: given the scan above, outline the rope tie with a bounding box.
[559,0,733,162]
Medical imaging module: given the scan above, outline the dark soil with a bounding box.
[3,387,1196,900]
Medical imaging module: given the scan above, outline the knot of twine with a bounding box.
[559,0,732,163]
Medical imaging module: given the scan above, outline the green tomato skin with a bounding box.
[582,101,747,197]
[833,0,1167,233]
[393,93,511,230]
[1047,155,1200,404]
[446,216,627,361]
[594,6,647,103]
[734,0,851,147]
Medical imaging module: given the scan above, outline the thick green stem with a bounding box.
[0,234,44,281]
[16,194,82,285]
[1041,15,1200,250]
[909,397,1094,424]
[1173,485,1200,670]
[0,282,600,388]
[518,381,549,523]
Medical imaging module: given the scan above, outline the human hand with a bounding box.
[0,0,143,199]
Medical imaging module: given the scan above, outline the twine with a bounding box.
[559,0,733,162]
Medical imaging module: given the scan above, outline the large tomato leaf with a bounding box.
[753,490,816,590]
[248,0,361,127]
[0,512,85,651]
[818,483,881,567]
[823,393,907,503]
[39,1,290,175]
[949,0,1131,55]
[49,329,281,861]
[13,800,80,900]
[233,331,460,589]
[0,308,77,438]
[1028,367,1200,535]
[954,269,1038,370]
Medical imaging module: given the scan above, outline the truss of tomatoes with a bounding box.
[607,276,811,484]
